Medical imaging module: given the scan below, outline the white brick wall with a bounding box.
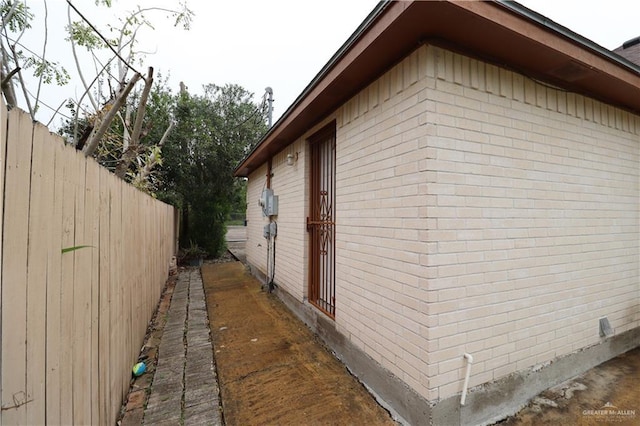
[335,44,639,402]
[246,43,640,404]
[269,139,308,301]
[335,46,433,399]
[422,45,640,400]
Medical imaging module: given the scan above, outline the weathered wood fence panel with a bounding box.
[0,105,176,425]
[2,105,32,426]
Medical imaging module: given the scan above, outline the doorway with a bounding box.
[307,124,336,318]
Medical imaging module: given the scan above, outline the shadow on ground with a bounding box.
[201,261,397,426]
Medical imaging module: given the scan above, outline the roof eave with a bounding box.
[496,0,640,75]
[235,0,640,178]
[234,0,393,177]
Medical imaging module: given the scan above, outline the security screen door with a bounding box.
[307,124,336,318]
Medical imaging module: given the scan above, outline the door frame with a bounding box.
[306,122,337,319]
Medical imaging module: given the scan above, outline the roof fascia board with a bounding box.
[234,0,398,177]
[495,0,640,75]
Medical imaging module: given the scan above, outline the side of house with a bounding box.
[420,44,639,424]
[240,2,640,424]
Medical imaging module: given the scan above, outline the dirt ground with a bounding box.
[498,346,640,425]
[201,261,396,426]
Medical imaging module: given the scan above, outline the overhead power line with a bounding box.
[66,0,144,78]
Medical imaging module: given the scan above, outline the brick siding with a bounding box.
[247,43,640,403]
[337,44,639,401]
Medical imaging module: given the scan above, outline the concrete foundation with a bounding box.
[449,326,640,426]
[249,264,640,426]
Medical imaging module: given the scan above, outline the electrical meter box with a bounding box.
[259,188,279,217]
[266,195,279,216]
[259,188,271,217]
[263,222,278,239]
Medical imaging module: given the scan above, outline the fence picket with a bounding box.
[45,137,65,424]
[0,89,5,419]
[59,142,76,425]
[109,177,124,420]
[72,148,91,425]
[1,109,33,424]
[25,123,53,425]
[85,156,100,425]
[98,165,112,425]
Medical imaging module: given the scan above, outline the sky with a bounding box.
[15,0,640,128]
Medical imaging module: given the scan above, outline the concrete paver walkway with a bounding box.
[120,269,222,425]
[144,269,221,425]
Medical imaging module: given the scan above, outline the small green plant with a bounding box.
[177,241,208,266]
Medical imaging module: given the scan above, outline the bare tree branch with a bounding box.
[130,67,152,145]
[82,72,141,157]
[133,120,174,187]
[71,55,118,146]
[46,99,69,128]
[0,3,28,111]
[9,43,34,117]
[1,64,19,85]
[67,4,98,112]
[0,63,18,107]
[33,0,49,114]
[115,67,153,178]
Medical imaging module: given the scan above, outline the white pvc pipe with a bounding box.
[461,353,474,406]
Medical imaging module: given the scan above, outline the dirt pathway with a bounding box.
[499,347,640,425]
[201,261,397,426]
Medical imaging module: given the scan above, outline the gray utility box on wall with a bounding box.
[263,222,277,239]
[260,188,279,217]
[266,194,278,216]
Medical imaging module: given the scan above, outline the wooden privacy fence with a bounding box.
[0,102,177,425]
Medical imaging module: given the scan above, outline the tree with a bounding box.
[157,83,268,257]
[1,0,193,189]
[57,71,176,191]
[3,1,267,257]
[1,0,71,116]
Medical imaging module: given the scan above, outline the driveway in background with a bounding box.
[226,225,247,263]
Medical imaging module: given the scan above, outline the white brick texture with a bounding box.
[246,43,640,403]
[423,45,639,400]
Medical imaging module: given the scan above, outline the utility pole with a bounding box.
[264,87,274,127]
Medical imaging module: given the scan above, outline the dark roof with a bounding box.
[235,0,640,177]
[614,37,640,66]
